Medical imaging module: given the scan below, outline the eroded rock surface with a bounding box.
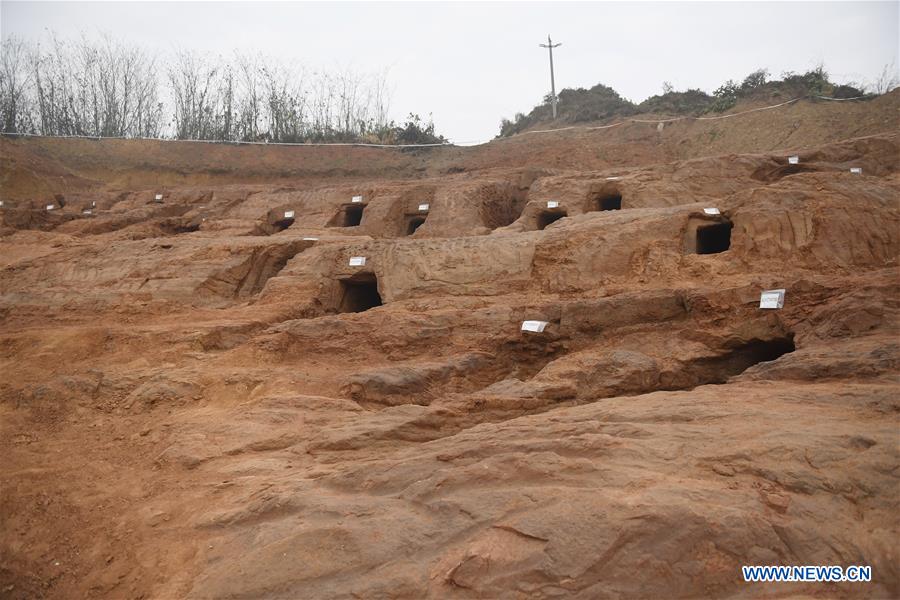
[1,100,899,598]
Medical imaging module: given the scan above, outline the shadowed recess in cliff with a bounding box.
[270,215,295,232]
[537,210,567,230]
[594,193,622,211]
[661,336,796,389]
[482,183,531,229]
[196,241,310,300]
[696,221,733,254]
[405,215,426,235]
[750,161,825,183]
[158,219,201,235]
[339,272,383,313]
[328,204,366,228]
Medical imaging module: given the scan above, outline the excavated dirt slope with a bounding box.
[1,94,899,599]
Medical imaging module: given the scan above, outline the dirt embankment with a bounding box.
[2,90,898,204]
[1,93,898,599]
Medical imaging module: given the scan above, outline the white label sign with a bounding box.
[759,289,786,309]
[283,210,295,219]
[83,209,92,215]
[349,256,366,266]
[302,237,319,241]
[351,195,363,203]
[850,167,862,174]
[788,156,799,165]
[418,203,430,212]
[703,208,721,215]
[154,194,163,201]
[606,176,620,180]
[46,204,55,211]
[547,201,560,209]
[521,320,549,333]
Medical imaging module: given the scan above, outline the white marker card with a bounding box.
[547,201,560,209]
[606,176,620,180]
[788,156,799,165]
[351,195,363,203]
[759,289,786,309]
[850,167,862,174]
[418,203,430,212]
[521,320,549,333]
[46,204,55,211]
[703,208,721,215]
[155,194,163,200]
[348,256,366,266]
[302,237,319,241]
[284,210,295,219]
[83,209,92,215]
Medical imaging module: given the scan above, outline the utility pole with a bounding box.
[539,35,562,119]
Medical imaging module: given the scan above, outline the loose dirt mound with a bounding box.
[1,96,898,599]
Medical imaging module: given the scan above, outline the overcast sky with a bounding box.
[2,1,898,142]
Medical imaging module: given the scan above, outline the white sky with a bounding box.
[2,1,898,142]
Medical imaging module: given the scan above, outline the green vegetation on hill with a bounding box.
[498,67,876,137]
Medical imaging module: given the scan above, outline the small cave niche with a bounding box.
[174,223,201,234]
[594,194,622,211]
[744,337,796,364]
[335,204,365,227]
[405,215,426,236]
[696,221,733,255]
[482,184,529,230]
[339,273,383,313]
[700,336,796,383]
[536,210,567,230]
[233,243,304,298]
[751,162,820,183]
[661,334,796,390]
[159,219,201,235]
[271,216,295,232]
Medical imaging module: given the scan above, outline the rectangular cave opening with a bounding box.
[595,194,622,211]
[696,221,733,254]
[339,273,383,313]
[406,216,426,235]
[342,205,365,227]
[537,211,567,230]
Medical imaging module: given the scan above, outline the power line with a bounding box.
[539,35,562,119]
